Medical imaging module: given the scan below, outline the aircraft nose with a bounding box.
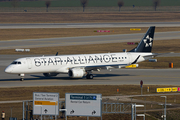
[5,66,12,73]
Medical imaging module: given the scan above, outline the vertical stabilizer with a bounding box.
[129,26,155,52]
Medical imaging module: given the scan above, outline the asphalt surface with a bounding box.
[0,22,180,88]
[0,66,180,87]
[1,55,180,87]
[0,31,180,50]
[1,22,180,29]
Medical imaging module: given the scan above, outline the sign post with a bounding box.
[140,80,143,96]
[65,93,102,118]
[33,92,59,117]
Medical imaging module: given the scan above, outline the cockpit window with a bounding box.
[11,61,21,64]
[11,61,17,64]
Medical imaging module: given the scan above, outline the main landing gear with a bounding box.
[19,74,25,81]
[86,71,93,79]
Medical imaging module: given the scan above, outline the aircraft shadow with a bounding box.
[0,73,133,81]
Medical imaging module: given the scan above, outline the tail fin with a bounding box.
[129,26,155,52]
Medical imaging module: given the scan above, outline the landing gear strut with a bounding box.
[19,74,25,81]
[86,71,93,79]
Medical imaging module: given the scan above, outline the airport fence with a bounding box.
[0,102,23,120]
[0,101,136,120]
[1,98,180,120]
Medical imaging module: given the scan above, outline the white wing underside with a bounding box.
[71,64,128,71]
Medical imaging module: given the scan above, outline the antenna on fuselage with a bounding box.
[56,52,58,56]
[123,49,127,52]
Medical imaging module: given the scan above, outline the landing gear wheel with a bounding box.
[86,74,89,79]
[19,74,25,81]
[89,74,93,79]
[86,74,93,79]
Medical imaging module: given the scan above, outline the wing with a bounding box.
[73,64,129,71]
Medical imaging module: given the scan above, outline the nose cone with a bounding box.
[5,66,12,73]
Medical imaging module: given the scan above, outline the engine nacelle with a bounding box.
[68,68,85,78]
[43,73,59,77]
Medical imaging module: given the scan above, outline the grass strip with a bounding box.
[0,12,180,23]
[0,27,180,41]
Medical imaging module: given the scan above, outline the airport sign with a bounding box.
[140,80,143,88]
[65,93,102,117]
[33,92,59,115]
[130,28,141,31]
[156,87,178,93]
[172,87,177,92]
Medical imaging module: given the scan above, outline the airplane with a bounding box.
[5,26,157,81]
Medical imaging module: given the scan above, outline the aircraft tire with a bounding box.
[86,74,90,79]
[89,74,93,79]
[86,74,93,79]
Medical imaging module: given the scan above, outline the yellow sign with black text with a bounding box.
[172,87,177,92]
[156,87,177,93]
[130,28,141,31]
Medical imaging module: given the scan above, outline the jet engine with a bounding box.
[43,73,59,77]
[68,68,85,78]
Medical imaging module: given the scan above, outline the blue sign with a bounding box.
[70,95,97,100]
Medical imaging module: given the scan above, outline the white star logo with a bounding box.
[143,35,153,47]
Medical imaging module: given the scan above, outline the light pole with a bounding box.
[10,107,13,117]
[160,96,166,120]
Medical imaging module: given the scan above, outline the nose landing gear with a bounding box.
[19,74,25,81]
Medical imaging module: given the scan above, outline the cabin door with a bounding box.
[26,58,32,69]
